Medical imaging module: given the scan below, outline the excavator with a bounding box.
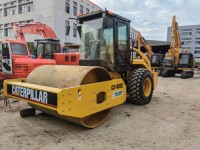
[13,22,61,58]
[134,32,165,75]
[0,22,79,88]
[3,10,158,128]
[161,16,194,79]
[13,22,80,63]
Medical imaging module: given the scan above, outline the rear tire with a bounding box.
[128,68,153,105]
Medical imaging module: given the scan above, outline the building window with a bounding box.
[80,5,83,15]
[73,1,77,16]
[181,29,192,32]
[182,32,192,36]
[86,8,89,14]
[196,38,200,40]
[10,1,17,6]
[182,47,190,50]
[19,2,33,14]
[5,7,16,16]
[195,47,200,50]
[182,38,191,41]
[196,31,200,36]
[65,20,70,35]
[5,28,13,37]
[18,21,26,24]
[0,9,3,17]
[195,41,200,44]
[65,1,70,14]
[73,23,77,37]
[194,50,200,54]
[182,41,191,45]
[0,29,3,37]
[18,0,25,3]
[26,19,33,23]
[4,3,9,7]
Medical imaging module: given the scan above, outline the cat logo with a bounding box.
[12,85,48,104]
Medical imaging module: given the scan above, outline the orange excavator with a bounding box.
[0,22,79,88]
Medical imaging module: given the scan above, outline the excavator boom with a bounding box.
[168,16,181,65]
[13,22,57,41]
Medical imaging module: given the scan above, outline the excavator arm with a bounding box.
[168,16,181,65]
[136,32,152,60]
[13,22,58,41]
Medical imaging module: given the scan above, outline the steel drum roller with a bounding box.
[26,65,112,128]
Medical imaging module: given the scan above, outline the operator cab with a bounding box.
[78,10,131,72]
[178,53,194,68]
[151,53,164,67]
[33,38,60,59]
[0,40,29,75]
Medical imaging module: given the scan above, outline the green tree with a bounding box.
[27,42,35,52]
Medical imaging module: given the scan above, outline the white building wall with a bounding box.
[0,0,102,46]
[167,25,200,62]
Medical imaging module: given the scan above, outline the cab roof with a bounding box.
[0,39,27,44]
[77,10,131,24]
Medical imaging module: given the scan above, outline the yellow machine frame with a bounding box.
[4,78,126,118]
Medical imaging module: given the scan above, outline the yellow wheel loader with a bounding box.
[3,10,158,128]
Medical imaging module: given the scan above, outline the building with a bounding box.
[0,0,102,45]
[167,25,200,62]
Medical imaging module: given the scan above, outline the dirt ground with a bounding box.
[0,72,200,150]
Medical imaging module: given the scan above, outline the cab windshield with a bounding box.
[36,42,60,59]
[179,54,189,65]
[11,43,28,55]
[80,17,114,64]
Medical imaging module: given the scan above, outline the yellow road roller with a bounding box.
[3,10,158,128]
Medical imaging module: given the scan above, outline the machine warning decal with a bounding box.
[112,90,123,99]
[7,84,57,108]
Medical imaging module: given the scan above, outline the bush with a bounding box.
[27,42,35,52]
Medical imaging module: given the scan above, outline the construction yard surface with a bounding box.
[0,72,200,150]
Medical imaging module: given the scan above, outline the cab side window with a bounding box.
[2,43,10,59]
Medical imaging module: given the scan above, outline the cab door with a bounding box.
[115,21,131,72]
[1,42,13,74]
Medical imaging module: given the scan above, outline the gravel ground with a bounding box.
[0,72,200,150]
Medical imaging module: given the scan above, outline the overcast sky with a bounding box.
[90,0,200,41]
